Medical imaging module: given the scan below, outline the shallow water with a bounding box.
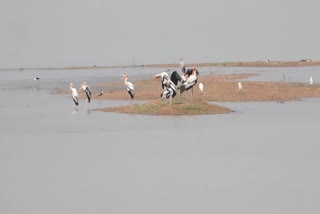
[1,67,320,214]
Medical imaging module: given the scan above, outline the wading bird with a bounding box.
[121,74,135,104]
[170,71,182,86]
[97,91,104,96]
[155,72,170,89]
[199,82,204,94]
[155,71,181,105]
[310,77,314,86]
[180,57,186,74]
[161,79,177,106]
[180,67,198,98]
[79,82,92,103]
[238,82,243,93]
[69,83,79,107]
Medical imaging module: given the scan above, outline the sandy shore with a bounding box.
[84,71,320,115]
[93,73,320,101]
[48,61,320,115]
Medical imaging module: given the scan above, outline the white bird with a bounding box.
[69,83,79,107]
[309,77,314,85]
[79,82,92,103]
[199,82,204,94]
[155,72,170,89]
[238,82,243,93]
[180,67,198,98]
[155,71,179,106]
[121,74,135,104]
[161,79,177,106]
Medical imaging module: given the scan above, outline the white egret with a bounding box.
[238,82,243,93]
[310,77,314,86]
[199,82,204,94]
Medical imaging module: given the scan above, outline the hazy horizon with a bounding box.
[1,0,319,68]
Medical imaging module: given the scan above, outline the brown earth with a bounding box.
[99,98,232,115]
[87,72,320,115]
[93,73,320,102]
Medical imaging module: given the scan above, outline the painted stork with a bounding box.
[155,71,180,105]
[121,74,135,104]
[79,82,92,103]
[155,72,170,89]
[69,83,79,107]
[170,71,183,86]
[160,79,177,106]
[179,67,198,97]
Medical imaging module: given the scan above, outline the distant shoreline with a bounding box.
[1,60,320,71]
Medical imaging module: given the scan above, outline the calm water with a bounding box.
[1,67,320,214]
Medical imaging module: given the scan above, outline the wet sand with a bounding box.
[87,73,320,115]
[45,61,320,115]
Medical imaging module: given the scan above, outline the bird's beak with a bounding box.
[120,75,126,80]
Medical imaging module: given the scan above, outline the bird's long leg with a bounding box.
[169,96,172,106]
[191,87,194,100]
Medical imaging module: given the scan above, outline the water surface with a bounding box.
[1,67,320,214]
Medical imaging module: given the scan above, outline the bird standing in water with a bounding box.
[121,74,135,104]
[69,83,79,107]
[79,82,92,103]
